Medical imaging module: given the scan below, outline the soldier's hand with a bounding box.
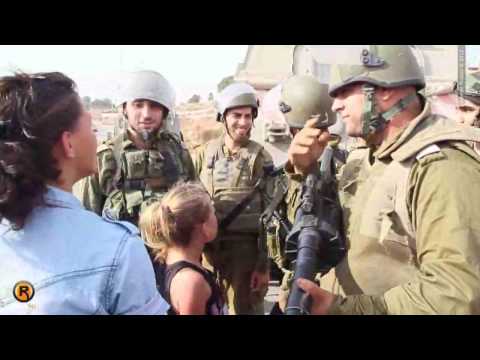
[287,118,330,176]
[297,278,336,315]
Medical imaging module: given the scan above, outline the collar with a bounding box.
[373,100,432,160]
[44,185,83,210]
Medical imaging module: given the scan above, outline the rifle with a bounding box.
[284,143,346,315]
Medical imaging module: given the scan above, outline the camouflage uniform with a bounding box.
[285,102,480,314]
[75,70,196,224]
[194,136,274,315]
[263,75,344,311]
[75,128,196,225]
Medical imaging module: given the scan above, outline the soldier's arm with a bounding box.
[78,147,116,215]
[181,145,198,182]
[251,149,275,273]
[329,147,480,315]
[191,144,205,178]
[75,174,104,215]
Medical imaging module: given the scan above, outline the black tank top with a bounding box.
[157,261,226,315]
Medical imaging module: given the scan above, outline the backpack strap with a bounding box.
[204,137,225,195]
[245,141,264,183]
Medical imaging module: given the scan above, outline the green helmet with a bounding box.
[328,45,425,97]
[279,75,335,129]
[118,70,176,114]
[325,45,425,138]
[216,82,259,122]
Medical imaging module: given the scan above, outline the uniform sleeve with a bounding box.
[107,234,169,315]
[191,145,205,177]
[330,148,480,315]
[77,149,115,215]
[181,145,198,182]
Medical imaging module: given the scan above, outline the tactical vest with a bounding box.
[101,130,190,224]
[199,138,264,235]
[320,113,480,297]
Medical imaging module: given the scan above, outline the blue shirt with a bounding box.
[0,186,169,315]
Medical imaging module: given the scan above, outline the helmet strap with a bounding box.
[361,84,380,137]
[361,84,417,137]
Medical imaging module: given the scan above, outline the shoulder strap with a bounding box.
[162,131,185,154]
[164,261,220,315]
[204,138,224,195]
[205,137,224,169]
[394,144,443,243]
[245,141,264,181]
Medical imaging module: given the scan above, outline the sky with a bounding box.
[0,45,248,103]
[1,45,479,105]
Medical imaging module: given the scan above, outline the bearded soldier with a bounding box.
[76,70,196,223]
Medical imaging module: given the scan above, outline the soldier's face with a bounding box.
[225,106,254,143]
[125,99,166,133]
[456,98,480,127]
[331,84,365,137]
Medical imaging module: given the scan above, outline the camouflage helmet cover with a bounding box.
[279,75,335,129]
[325,45,426,97]
[216,82,259,120]
[118,70,176,113]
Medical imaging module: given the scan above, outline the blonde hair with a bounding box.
[139,181,212,263]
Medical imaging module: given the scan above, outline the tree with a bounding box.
[217,75,235,93]
[208,92,214,101]
[188,94,201,103]
[91,98,114,109]
[102,98,113,109]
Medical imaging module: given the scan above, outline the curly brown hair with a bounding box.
[0,72,82,229]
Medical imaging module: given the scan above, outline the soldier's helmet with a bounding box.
[117,70,176,115]
[216,82,259,122]
[461,73,480,106]
[327,45,426,97]
[279,75,335,129]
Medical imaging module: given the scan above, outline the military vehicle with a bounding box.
[236,45,475,145]
[260,84,290,143]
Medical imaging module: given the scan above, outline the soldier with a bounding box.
[263,75,347,312]
[193,83,274,315]
[75,70,196,288]
[284,45,480,314]
[75,70,196,224]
